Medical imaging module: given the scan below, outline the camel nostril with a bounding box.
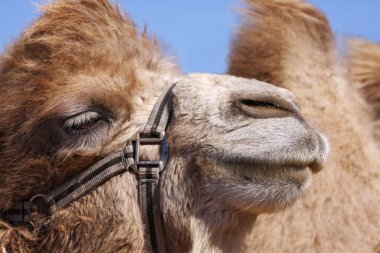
[237,97,295,119]
[240,99,284,110]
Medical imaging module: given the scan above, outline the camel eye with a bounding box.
[64,111,103,133]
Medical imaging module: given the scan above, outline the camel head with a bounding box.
[0,0,328,252]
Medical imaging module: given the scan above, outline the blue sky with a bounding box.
[1,1,379,73]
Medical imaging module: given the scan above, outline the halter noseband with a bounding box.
[0,83,176,253]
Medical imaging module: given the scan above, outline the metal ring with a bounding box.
[29,194,51,216]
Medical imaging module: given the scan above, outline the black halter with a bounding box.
[0,83,176,253]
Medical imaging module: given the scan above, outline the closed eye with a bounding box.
[64,111,104,133]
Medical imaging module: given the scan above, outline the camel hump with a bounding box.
[347,38,380,120]
[229,0,334,87]
[347,38,380,142]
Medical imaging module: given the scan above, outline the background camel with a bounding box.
[347,39,380,143]
[229,0,380,252]
[0,0,328,252]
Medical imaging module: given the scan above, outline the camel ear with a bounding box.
[347,39,380,120]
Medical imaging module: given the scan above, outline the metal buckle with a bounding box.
[29,194,51,216]
[24,194,51,232]
[131,132,169,174]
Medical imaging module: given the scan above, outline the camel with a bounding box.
[229,0,380,252]
[0,0,329,252]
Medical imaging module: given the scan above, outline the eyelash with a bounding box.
[64,111,103,132]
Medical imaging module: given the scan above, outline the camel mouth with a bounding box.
[239,164,312,181]
[204,156,315,185]
[203,130,329,177]
[215,156,324,176]
[309,160,323,173]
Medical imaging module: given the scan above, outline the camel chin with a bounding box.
[198,159,314,214]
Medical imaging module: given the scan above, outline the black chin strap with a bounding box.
[0,83,175,253]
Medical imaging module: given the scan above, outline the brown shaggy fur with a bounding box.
[229,0,380,252]
[0,0,165,201]
[347,38,380,143]
[0,0,170,204]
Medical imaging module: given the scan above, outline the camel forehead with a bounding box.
[178,73,299,107]
[48,72,298,105]
[184,73,296,93]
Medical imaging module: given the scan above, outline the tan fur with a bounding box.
[347,38,380,143]
[0,0,330,252]
[229,0,380,252]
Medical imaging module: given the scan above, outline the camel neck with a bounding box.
[163,210,257,253]
[160,155,258,252]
